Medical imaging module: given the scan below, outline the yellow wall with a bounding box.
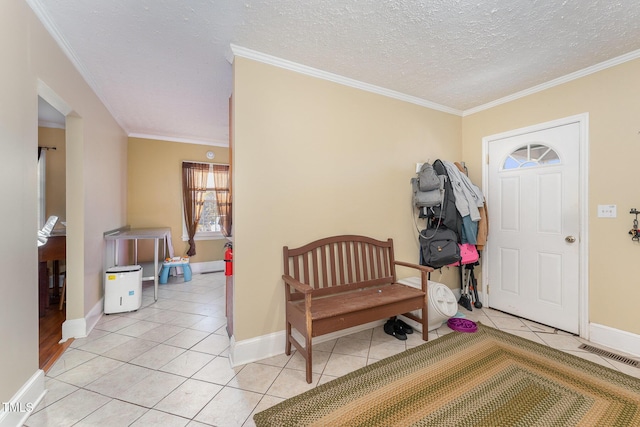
[462,57,640,334]
[127,137,229,262]
[1,0,127,403]
[39,127,66,229]
[232,57,462,341]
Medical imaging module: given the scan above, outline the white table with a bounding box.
[104,227,170,301]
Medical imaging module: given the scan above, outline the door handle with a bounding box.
[565,236,576,243]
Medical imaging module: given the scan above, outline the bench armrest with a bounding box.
[282,274,313,294]
[394,260,434,273]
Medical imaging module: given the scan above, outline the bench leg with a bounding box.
[285,322,292,355]
[422,297,429,342]
[421,270,429,342]
[305,336,313,384]
[304,295,314,383]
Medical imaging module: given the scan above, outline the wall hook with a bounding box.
[629,209,640,241]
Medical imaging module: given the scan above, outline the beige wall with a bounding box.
[127,137,229,262]
[0,0,127,402]
[462,57,640,335]
[232,57,462,341]
[39,127,66,229]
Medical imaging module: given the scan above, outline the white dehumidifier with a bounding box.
[104,265,142,314]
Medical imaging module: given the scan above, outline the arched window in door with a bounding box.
[503,143,560,170]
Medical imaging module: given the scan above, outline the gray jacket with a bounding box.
[443,161,484,221]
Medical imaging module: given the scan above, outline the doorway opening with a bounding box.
[37,95,71,371]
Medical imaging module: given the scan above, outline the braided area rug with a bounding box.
[254,324,640,426]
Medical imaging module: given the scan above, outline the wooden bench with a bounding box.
[282,235,434,383]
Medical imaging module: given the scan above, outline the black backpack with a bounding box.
[428,159,462,238]
[418,159,463,268]
[419,227,461,268]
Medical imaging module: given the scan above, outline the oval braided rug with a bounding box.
[254,324,640,426]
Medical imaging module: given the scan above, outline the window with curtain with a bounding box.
[182,162,231,255]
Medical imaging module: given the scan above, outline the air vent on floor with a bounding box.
[578,344,639,367]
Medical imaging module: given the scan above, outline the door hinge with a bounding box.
[486,154,489,164]
[487,284,490,294]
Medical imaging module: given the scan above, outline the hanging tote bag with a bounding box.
[448,243,479,266]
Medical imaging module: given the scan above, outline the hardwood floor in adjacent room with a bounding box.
[39,303,72,372]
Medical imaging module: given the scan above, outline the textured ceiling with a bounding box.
[29,0,640,145]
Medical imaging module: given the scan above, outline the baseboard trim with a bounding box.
[85,297,103,336]
[229,330,285,367]
[0,370,45,427]
[589,323,640,358]
[190,260,224,274]
[61,297,103,342]
[229,320,385,367]
[61,317,86,342]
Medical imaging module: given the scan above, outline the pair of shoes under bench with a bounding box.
[383,318,413,341]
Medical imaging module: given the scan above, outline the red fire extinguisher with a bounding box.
[224,243,233,276]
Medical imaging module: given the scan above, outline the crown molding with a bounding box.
[230,44,463,117]
[463,48,640,116]
[26,0,128,133]
[231,44,640,119]
[38,120,65,129]
[128,133,229,147]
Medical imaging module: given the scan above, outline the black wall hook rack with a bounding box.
[630,209,640,241]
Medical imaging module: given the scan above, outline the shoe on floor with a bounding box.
[384,319,407,341]
[395,319,414,334]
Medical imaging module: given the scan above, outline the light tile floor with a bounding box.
[26,272,640,426]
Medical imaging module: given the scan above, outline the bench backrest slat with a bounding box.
[375,244,382,279]
[293,254,300,281]
[312,247,319,288]
[329,243,337,287]
[367,245,372,277]
[320,246,328,288]
[337,242,346,284]
[351,241,360,283]
[283,235,396,296]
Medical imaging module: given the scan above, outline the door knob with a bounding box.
[565,236,576,243]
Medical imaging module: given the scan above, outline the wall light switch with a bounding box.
[597,204,617,218]
[416,163,424,173]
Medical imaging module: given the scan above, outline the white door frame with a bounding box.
[481,113,590,339]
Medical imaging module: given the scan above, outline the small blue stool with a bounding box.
[159,259,192,284]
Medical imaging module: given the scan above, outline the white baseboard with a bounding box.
[61,317,86,342]
[85,297,104,337]
[589,323,640,358]
[190,260,224,274]
[229,320,385,367]
[0,370,45,427]
[61,297,103,342]
[229,331,285,367]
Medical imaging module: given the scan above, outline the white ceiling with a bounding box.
[29,1,640,146]
[38,96,65,129]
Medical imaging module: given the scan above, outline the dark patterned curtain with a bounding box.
[182,162,209,256]
[212,165,231,237]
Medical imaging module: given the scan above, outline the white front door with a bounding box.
[486,120,582,334]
